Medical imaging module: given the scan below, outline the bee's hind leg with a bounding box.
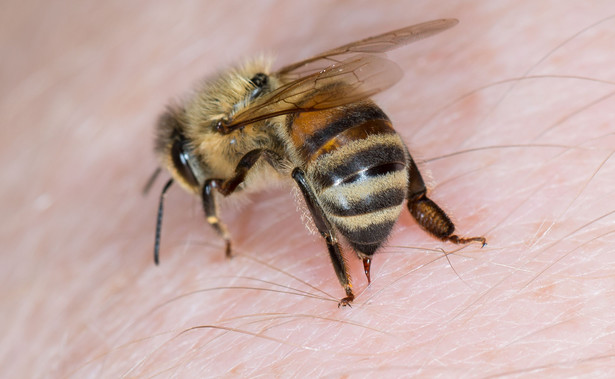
[406,153,486,247]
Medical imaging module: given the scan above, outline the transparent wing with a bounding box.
[217,54,403,133]
[278,18,458,76]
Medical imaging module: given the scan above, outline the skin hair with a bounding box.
[3,1,615,377]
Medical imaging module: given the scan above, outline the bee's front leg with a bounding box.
[203,149,281,257]
[201,179,232,258]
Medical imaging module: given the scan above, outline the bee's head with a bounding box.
[154,106,204,194]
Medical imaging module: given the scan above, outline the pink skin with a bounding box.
[3,1,615,377]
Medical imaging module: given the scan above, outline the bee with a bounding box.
[150,19,486,306]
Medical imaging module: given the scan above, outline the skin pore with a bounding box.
[3,1,615,377]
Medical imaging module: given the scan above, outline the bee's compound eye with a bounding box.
[171,139,199,188]
[250,73,268,88]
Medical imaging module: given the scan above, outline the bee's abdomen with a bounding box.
[316,146,407,255]
[297,103,409,256]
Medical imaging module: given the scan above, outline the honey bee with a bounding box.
[150,19,486,306]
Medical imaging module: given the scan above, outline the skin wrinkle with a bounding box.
[2,1,615,377]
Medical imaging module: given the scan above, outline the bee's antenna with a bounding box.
[143,167,162,195]
[154,178,174,265]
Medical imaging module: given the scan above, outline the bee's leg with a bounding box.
[292,168,354,307]
[406,154,486,246]
[202,179,232,258]
[204,149,281,257]
[216,149,282,196]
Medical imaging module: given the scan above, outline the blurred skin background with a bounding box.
[2,1,615,377]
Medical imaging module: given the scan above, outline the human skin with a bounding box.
[3,0,615,377]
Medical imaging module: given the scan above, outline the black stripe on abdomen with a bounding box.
[322,184,405,217]
[313,144,406,189]
[338,219,398,256]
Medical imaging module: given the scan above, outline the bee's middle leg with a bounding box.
[217,149,279,196]
[292,167,354,307]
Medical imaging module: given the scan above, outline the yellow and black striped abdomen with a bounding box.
[294,102,409,256]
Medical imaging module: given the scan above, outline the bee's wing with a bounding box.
[218,54,403,132]
[218,19,457,133]
[278,18,458,76]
